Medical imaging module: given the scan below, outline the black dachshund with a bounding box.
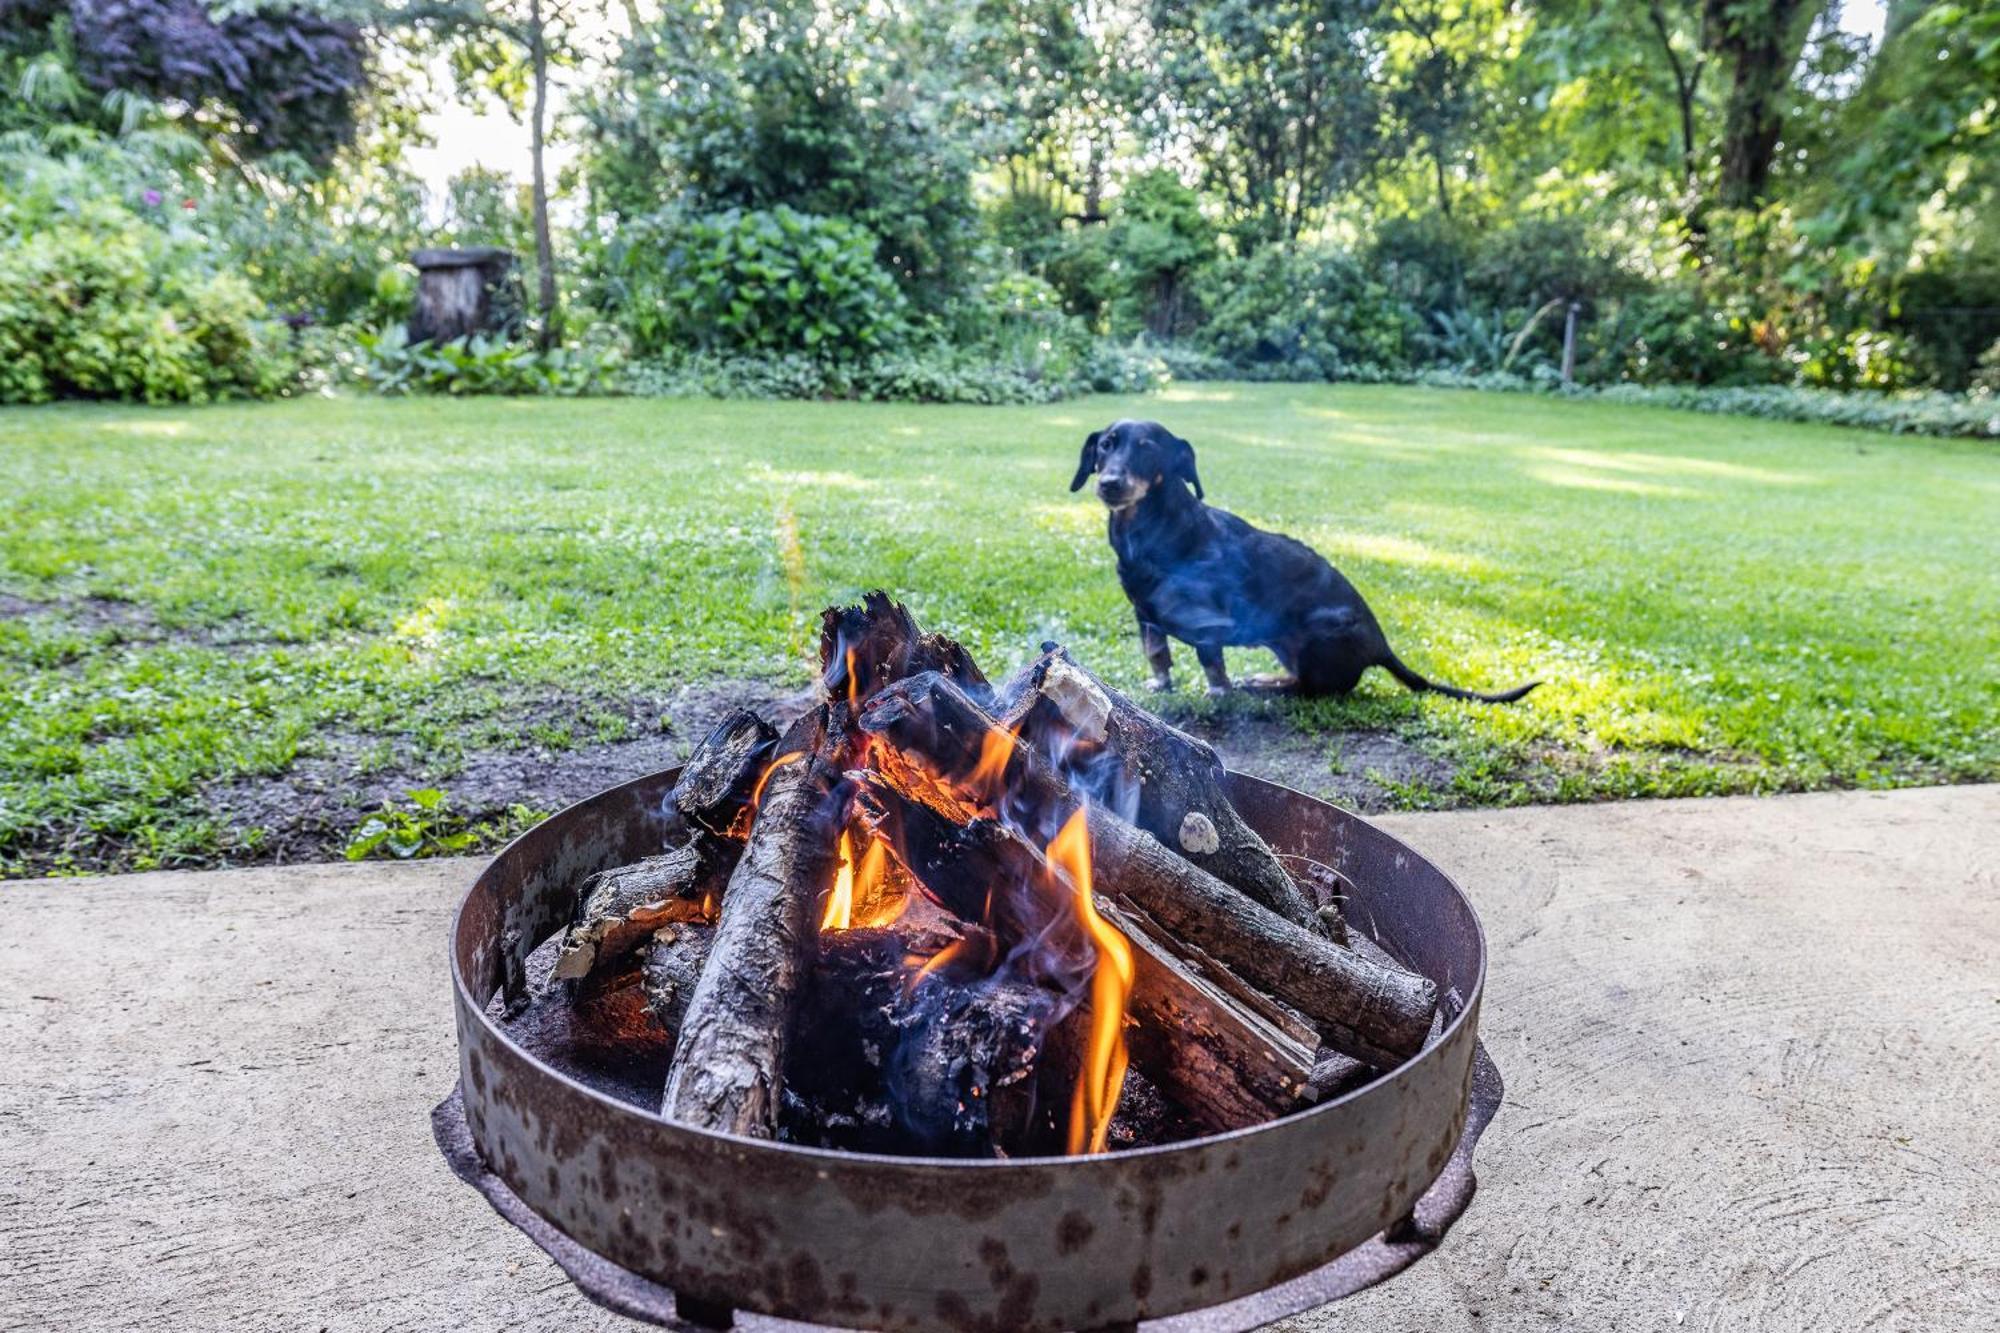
[1071,419,1539,702]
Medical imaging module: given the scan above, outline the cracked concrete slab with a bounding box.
[2,785,1994,1331]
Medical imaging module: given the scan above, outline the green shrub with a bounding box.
[1405,369,2000,439]
[1194,245,1416,378]
[0,196,298,404]
[599,205,908,359]
[954,270,1093,385]
[1971,339,2000,396]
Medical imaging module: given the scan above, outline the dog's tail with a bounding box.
[1380,648,1540,704]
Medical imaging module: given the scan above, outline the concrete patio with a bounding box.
[3,785,1994,1331]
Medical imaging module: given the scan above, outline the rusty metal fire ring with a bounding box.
[436,766,1500,1332]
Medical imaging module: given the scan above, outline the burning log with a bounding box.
[661,712,841,1136]
[781,922,1062,1156]
[998,645,1331,938]
[860,671,1438,1069]
[862,779,1315,1129]
[553,839,726,982]
[660,708,779,840]
[820,592,993,709]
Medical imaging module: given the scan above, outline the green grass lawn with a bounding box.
[2,384,1995,875]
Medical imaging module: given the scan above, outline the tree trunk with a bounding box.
[526,0,559,351]
[1704,0,1819,209]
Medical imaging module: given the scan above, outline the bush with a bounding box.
[1194,245,1417,378]
[953,270,1093,386]
[598,205,908,359]
[1972,339,2000,396]
[0,195,300,404]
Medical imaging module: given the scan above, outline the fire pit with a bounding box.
[435,596,1500,1331]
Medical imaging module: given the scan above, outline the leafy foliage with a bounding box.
[345,787,542,860]
[25,0,371,164]
[580,0,982,312]
[599,206,908,360]
[0,170,302,404]
[348,327,617,396]
[1194,245,1417,377]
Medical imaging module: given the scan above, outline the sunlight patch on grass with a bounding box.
[1525,465,1696,498]
[1316,531,1497,576]
[1521,445,1816,486]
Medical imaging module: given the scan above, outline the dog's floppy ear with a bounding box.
[1166,431,1204,500]
[1069,430,1103,492]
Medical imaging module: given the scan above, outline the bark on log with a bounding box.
[860,672,1438,1069]
[660,712,839,1135]
[640,920,716,1034]
[862,777,1316,1127]
[1098,898,1317,1128]
[1001,645,1328,936]
[661,709,779,841]
[553,838,727,981]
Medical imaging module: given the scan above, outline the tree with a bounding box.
[581,0,985,311]
[1700,0,1827,208]
[1381,0,1495,219]
[1149,0,1389,248]
[406,0,585,348]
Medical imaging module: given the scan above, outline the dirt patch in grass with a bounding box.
[1171,711,1455,812]
[204,678,816,866]
[192,675,1453,869]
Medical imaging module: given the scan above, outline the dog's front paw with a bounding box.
[1144,675,1173,693]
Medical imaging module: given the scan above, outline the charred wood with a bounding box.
[660,709,779,841]
[860,672,1437,1069]
[640,920,716,1034]
[863,777,1317,1127]
[819,592,993,710]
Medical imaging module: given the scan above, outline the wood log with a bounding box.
[660,708,779,841]
[861,777,1316,1127]
[640,920,716,1034]
[819,592,993,710]
[1098,898,1317,1128]
[859,672,1438,1069]
[660,711,839,1135]
[553,838,727,981]
[888,970,1065,1156]
[781,922,1061,1156]
[1000,645,1328,936]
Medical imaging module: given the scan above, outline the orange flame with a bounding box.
[908,937,968,990]
[1048,805,1133,1155]
[822,828,898,933]
[749,750,804,810]
[966,723,1017,802]
[823,830,858,931]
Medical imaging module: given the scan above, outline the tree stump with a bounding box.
[408,247,523,344]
